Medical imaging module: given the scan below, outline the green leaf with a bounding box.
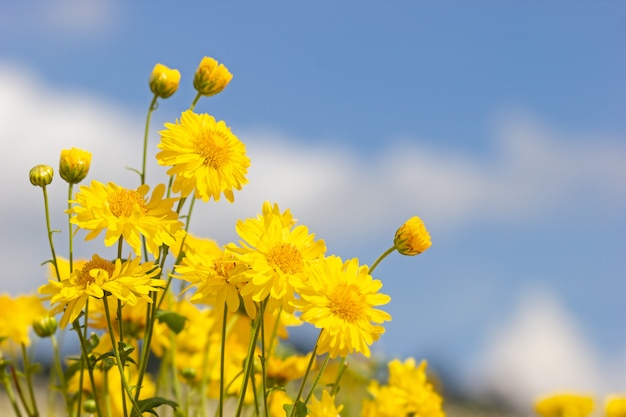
[155,310,187,334]
[133,396,178,417]
[283,401,308,417]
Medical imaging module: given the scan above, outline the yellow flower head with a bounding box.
[149,63,181,99]
[298,256,391,358]
[39,254,164,328]
[157,110,250,202]
[0,294,47,348]
[394,215,432,256]
[606,396,626,417]
[232,202,326,314]
[534,393,595,417]
[59,147,92,184]
[68,180,183,256]
[29,164,54,187]
[193,56,233,96]
[308,390,344,417]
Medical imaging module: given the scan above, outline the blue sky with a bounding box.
[1,0,625,406]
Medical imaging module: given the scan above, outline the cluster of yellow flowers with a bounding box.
[2,56,439,417]
[535,393,626,417]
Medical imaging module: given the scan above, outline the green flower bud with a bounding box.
[29,165,54,187]
[32,315,58,338]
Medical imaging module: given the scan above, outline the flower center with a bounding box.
[213,257,237,282]
[328,283,365,323]
[194,130,229,169]
[76,257,115,288]
[267,243,303,275]
[107,189,147,218]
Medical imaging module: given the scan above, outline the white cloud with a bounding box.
[467,287,626,410]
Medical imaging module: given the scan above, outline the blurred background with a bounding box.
[1,1,625,415]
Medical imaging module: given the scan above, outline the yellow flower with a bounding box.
[59,147,92,184]
[149,63,181,98]
[68,180,183,256]
[298,256,391,358]
[606,396,626,417]
[394,215,432,256]
[362,359,444,417]
[0,294,46,348]
[175,241,250,314]
[232,202,326,314]
[193,56,233,96]
[307,390,343,417]
[39,254,164,328]
[29,164,54,187]
[267,353,313,385]
[534,393,595,417]
[157,110,250,202]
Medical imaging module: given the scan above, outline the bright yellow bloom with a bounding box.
[267,353,313,385]
[298,256,391,358]
[362,359,444,417]
[0,294,47,348]
[175,241,250,314]
[193,56,233,96]
[157,110,250,202]
[307,390,343,417]
[59,147,92,184]
[534,393,594,417]
[29,164,54,187]
[68,180,183,256]
[606,396,626,417]
[149,63,181,98]
[394,215,432,256]
[39,254,164,328]
[232,202,326,314]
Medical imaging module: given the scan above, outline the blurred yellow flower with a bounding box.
[307,390,343,417]
[157,110,250,202]
[68,180,183,256]
[362,358,444,417]
[298,256,391,358]
[59,147,92,184]
[149,63,181,98]
[606,396,626,417]
[232,201,326,314]
[39,254,164,328]
[394,215,432,256]
[0,294,47,348]
[193,56,233,96]
[534,393,594,417]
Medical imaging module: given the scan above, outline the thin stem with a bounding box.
[141,95,158,186]
[330,357,347,396]
[1,365,24,417]
[369,245,396,274]
[21,344,40,417]
[233,301,266,417]
[133,290,158,403]
[102,296,143,417]
[10,365,33,417]
[290,331,322,417]
[259,309,269,417]
[303,354,330,405]
[189,92,202,111]
[72,314,103,417]
[50,334,72,416]
[67,183,75,273]
[218,305,227,417]
[41,186,61,281]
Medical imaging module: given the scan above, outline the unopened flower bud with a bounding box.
[59,147,92,184]
[193,56,233,96]
[29,165,54,187]
[83,398,98,414]
[181,367,197,381]
[394,216,432,256]
[149,63,181,99]
[32,316,58,338]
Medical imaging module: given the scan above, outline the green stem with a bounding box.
[133,290,158,403]
[259,309,269,417]
[41,186,61,281]
[330,357,347,396]
[10,365,33,417]
[233,301,266,417]
[303,354,329,405]
[218,305,227,417]
[21,344,39,417]
[1,364,24,417]
[369,245,396,274]
[189,92,202,111]
[141,95,158,186]
[290,331,322,417]
[72,313,103,417]
[50,334,72,416]
[102,296,143,417]
[67,184,74,273]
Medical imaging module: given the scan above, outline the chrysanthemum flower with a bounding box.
[68,180,183,257]
[39,254,164,328]
[157,110,250,203]
[394,215,431,256]
[149,63,181,99]
[59,147,92,184]
[175,240,251,315]
[231,202,326,314]
[297,256,391,358]
[534,393,595,417]
[308,390,344,417]
[0,294,47,348]
[193,56,233,96]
